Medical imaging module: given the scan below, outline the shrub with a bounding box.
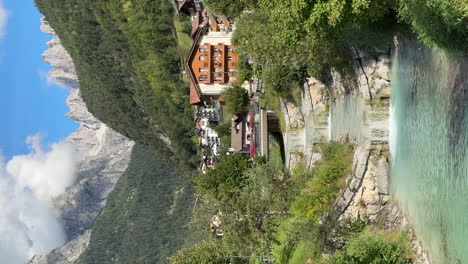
[195,154,250,204]
[292,143,354,221]
[210,122,231,137]
[323,229,413,264]
[222,85,250,115]
[397,0,468,50]
[273,217,322,264]
[169,240,229,264]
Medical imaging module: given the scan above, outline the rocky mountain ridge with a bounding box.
[28,18,135,264]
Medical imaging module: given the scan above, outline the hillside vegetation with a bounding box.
[171,143,414,263]
[78,144,195,264]
[205,0,467,104]
[35,0,197,168]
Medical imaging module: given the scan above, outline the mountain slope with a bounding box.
[35,0,197,167]
[77,144,194,264]
[29,19,135,264]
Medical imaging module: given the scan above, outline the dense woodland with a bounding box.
[35,0,197,169]
[35,0,200,262]
[205,0,467,108]
[78,144,195,264]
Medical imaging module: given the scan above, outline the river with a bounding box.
[390,39,468,264]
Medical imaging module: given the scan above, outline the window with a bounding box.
[199,68,206,72]
[228,68,234,72]
[213,56,219,60]
[229,76,236,81]
[227,47,233,52]
[199,55,205,61]
[213,47,219,52]
[199,48,207,52]
[227,56,233,61]
[214,76,222,81]
[212,68,216,73]
[199,75,207,81]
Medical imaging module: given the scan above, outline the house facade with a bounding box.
[186,9,238,105]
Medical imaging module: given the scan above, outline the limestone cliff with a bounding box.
[28,19,135,264]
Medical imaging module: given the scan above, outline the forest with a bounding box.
[35,0,197,169]
[204,0,467,108]
[35,0,201,262]
[77,144,196,264]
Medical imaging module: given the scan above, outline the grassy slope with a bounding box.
[78,144,194,264]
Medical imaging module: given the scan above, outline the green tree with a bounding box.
[169,240,230,264]
[35,0,198,171]
[195,154,250,205]
[203,0,258,18]
[220,163,291,257]
[210,122,231,137]
[324,230,412,264]
[397,0,467,50]
[222,85,250,115]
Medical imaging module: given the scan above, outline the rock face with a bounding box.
[28,19,135,264]
[282,45,392,169]
[28,231,91,264]
[280,42,431,263]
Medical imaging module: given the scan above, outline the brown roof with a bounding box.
[187,22,209,105]
[191,12,202,36]
[190,82,202,104]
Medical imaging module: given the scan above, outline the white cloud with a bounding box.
[0,0,8,40]
[0,135,80,263]
[38,71,67,89]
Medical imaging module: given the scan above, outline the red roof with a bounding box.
[186,23,208,105]
[190,82,202,104]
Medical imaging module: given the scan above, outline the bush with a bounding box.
[323,230,412,264]
[292,143,354,221]
[397,0,467,50]
[195,154,250,204]
[169,240,229,264]
[236,56,254,83]
[222,85,250,115]
[273,217,322,264]
[210,122,231,137]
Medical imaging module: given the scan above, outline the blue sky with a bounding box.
[0,0,78,158]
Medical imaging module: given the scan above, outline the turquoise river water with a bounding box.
[390,40,468,264]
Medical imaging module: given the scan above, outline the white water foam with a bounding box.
[389,102,397,160]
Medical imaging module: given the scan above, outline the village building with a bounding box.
[175,0,277,171]
[195,105,221,156]
[186,10,238,105]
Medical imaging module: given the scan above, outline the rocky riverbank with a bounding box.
[280,41,431,264]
